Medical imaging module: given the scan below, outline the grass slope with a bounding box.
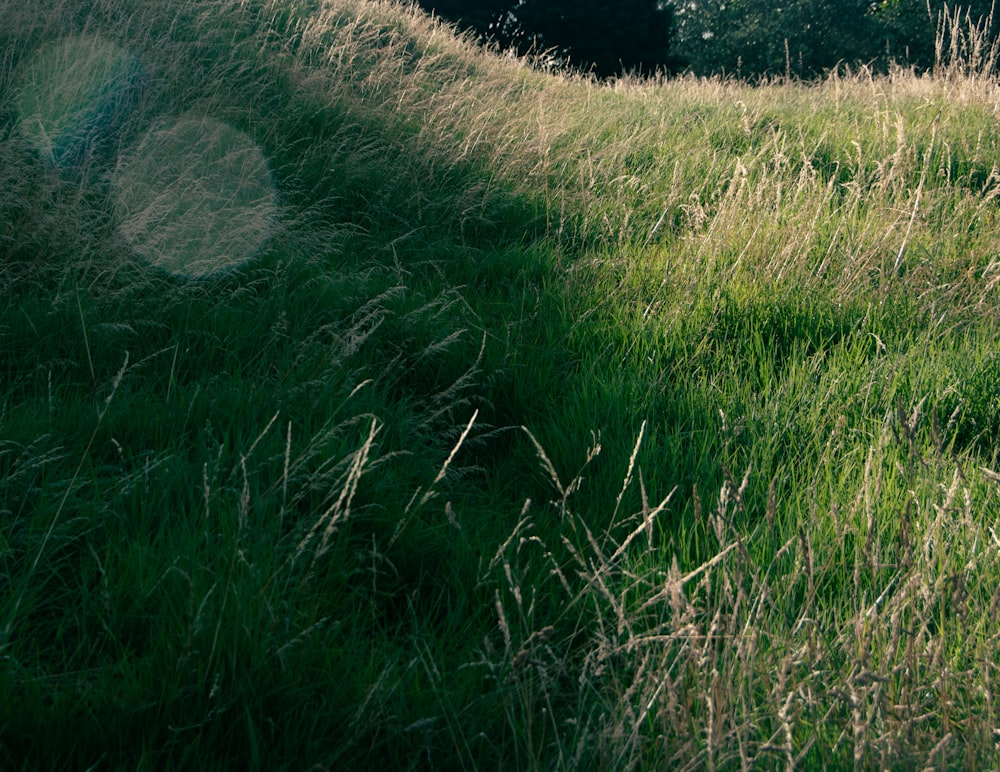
[2,0,1000,768]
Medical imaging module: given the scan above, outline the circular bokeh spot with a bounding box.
[113,116,278,276]
[13,34,144,166]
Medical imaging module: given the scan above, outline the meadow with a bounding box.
[2,0,1000,767]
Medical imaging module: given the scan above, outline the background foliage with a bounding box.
[417,0,1000,78]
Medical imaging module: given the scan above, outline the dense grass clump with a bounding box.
[2,0,1000,768]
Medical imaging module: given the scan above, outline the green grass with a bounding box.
[3,0,1000,768]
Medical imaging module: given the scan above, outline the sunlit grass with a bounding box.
[2,0,1000,767]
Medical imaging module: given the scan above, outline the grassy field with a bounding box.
[3,0,1000,768]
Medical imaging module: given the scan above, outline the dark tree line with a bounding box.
[415,0,681,77]
[492,0,682,76]
[414,0,999,80]
[675,0,998,78]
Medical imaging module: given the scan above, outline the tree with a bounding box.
[675,0,1000,79]
[496,0,682,77]
[415,0,511,43]
[873,0,998,71]
[414,0,682,78]
[675,0,883,78]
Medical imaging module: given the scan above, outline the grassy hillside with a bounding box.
[3,0,1000,767]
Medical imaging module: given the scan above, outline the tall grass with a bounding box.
[2,0,1000,767]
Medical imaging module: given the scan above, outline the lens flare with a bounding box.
[113,116,278,277]
[13,34,144,166]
